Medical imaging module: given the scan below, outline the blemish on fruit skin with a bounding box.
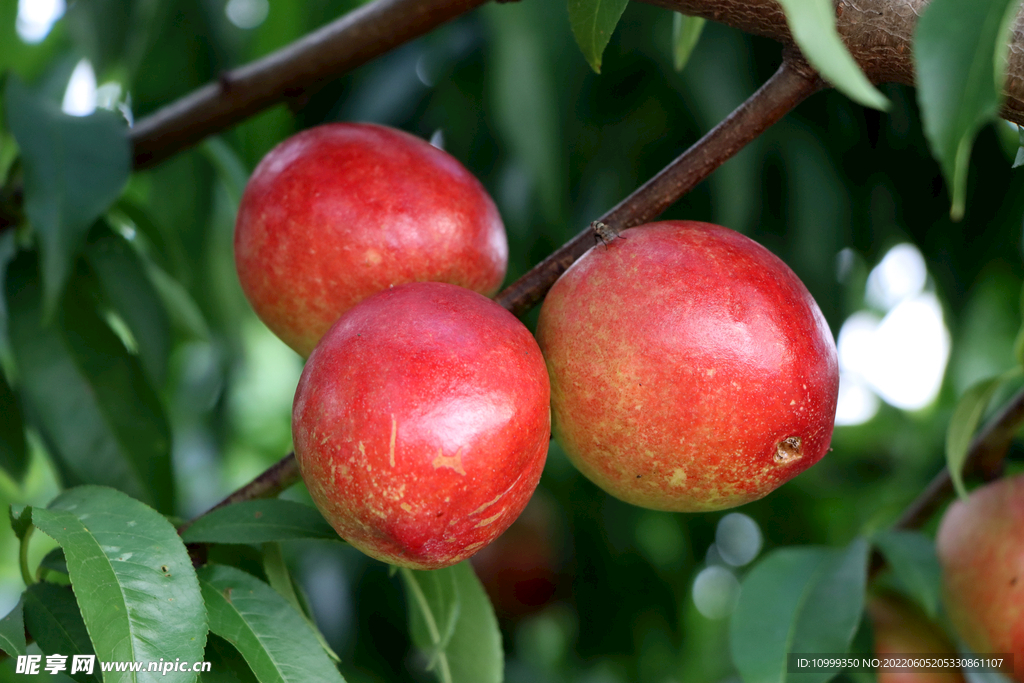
[669,469,687,486]
[432,447,467,475]
[401,503,413,512]
[775,437,803,464]
[474,512,503,528]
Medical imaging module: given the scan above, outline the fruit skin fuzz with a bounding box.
[536,220,839,512]
[235,122,508,357]
[293,282,550,570]
[937,473,1024,681]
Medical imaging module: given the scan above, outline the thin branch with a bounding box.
[177,452,300,534]
[495,55,823,316]
[893,385,1024,531]
[131,0,489,169]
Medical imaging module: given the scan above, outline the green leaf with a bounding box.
[914,0,1021,220]
[261,543,339,662]
[198,564,347,683]
[1013,124,1024,169]
[672,13,706,72]
[872,530,942,618]
[5,253,174,512]
[946,375,1003,500]
[567,0,630,73]
[22,582,99,683]
[0,596,25,657]
[201,634,261,683]
[147,262,210,341]
[180,500,340,545]
[401,562,503,683]
[730,538,870,683]
[0,364,27,482]
[775,0,888,110]
[84,225,172,385]
[3,76,130,316]
[31,486,207,683]
[9,503,31,540]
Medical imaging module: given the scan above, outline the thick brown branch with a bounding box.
[130,0,488,169]
[639,0,1024,126]
[495,56,823,316]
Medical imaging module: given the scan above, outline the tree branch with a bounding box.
[495,54,823,316]
[130,0,489,169]
[639,0,1024,126]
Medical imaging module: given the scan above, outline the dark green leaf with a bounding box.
[201,138,249,207]
[946,375,1003,500]
[567,0,630,73]
[84,225,172,384]
[1013,124,1024,169]
[402,562,503,683]
[731,538,870,683]
[775,0,888,109]
[0,596,25,658]
[147,261,210,341]
[4,76,130,316]
[5,253,174,512]
[914,0,1021,219]
[0,364,27,482]
[9,504,31,540]
[0,228,16,348]
[39,548,68,576]
[180,500,340,545]
[672,13,706,72]
[872,530,942,618]
[198,564,347,683]
[201,634,261,683]
[31,486,207,683]
[22,582,99,683]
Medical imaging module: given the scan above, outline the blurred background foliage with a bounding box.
[2,0,1024,681]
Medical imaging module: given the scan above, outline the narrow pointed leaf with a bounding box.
[3,76,129,315]
[0,365,27,482]
[5,253,174,512]
[0,596,25,657]
[672,13,706,72]
[915,0,1021,219]
[775,0,888,110]
[180,500,340,545]
[946,375,1003,500]
[567,0,630,73]
[22,582,99,683]
[731,538,870,683]
[84,226,172,385]
[402,562,502,683]
[31,486,207,683]
[872,529,942,618]
[201,634,261,683]
[198,564,347,683]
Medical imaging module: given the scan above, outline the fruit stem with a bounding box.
[494,53,824,317]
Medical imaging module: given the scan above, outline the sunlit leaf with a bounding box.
[5,252,174,512]
[672,14,706,72]
[180,500,340,545]
[198,564,347,683]
[872,529,942,618]
[567,0,630,73]
[4,76,130,316]
[914,0,1021,219]
[401,562,503,683]
[775,0,888,110]
[731,538,869,683]
[32,486,207,683]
